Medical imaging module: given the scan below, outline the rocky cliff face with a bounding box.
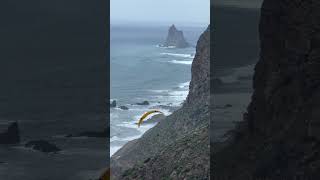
[111,26,210,179]
[214,0,320,179]
[164,25,190,48]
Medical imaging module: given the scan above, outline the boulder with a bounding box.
[110,100,117,108]
[25,140,61,153]
[119,106,129,110]
[0,122,20,144]
[136,101,149,105]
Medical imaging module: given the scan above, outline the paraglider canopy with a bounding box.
[137,110,164,127]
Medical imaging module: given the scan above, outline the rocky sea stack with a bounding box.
[214,0,320,179]
[163,24,189,48]
[111,26,210,179]
[110,100,117,108]
[0,122,20,144]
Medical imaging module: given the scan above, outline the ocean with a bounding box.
[210,6,260,143]
[110,24,206,156]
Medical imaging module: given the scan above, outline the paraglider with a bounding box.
[137,110,164,127]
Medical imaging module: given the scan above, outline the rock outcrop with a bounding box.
[163,25,189,48]
[214,1,320,179]
[119,106,129,110]
[111,26,210,179]
[25,140,61,153]
[135,101,149,106]
[110,100,117,108]
[0,122,20,144]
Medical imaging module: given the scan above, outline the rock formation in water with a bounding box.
[136,101,150,105]
[0,122,20,144]
[163,25,190,48]
[110,26,210,179]
[110,100,117,108]
[25,140,61,153]
[214,1,320,179]
[119,106,129,110]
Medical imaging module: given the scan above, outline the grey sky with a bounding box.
[111,0,210,26]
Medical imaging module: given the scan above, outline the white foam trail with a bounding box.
[111,135,141,142]
[161,53,194,58]
[156,45,176,49]
[149,89,170,93]
[178,81,190,89]
[169,60,192,65]
[110,146,122,157]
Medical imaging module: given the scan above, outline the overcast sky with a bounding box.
[111,0,210,26]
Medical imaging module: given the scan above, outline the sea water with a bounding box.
[110,24,206,156]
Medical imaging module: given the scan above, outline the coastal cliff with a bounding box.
[214,0,320,179]
[111,26,210,179]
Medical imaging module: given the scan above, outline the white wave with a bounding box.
[120,121,155,134]
[161,53,195,58]
[168,90,189,97]
[149,89,170,93]
[156,44,176,49]
[110,112,119,119]
[169,60,192,65]
[111,134,141,142]
[178,81,190,89]
[148,88,188,106]
[109,99,117,102]
[110,146,122,157]
[110,81,190,157]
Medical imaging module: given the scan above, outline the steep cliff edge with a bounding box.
[111,26,210,179]
[214,0,320,179]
